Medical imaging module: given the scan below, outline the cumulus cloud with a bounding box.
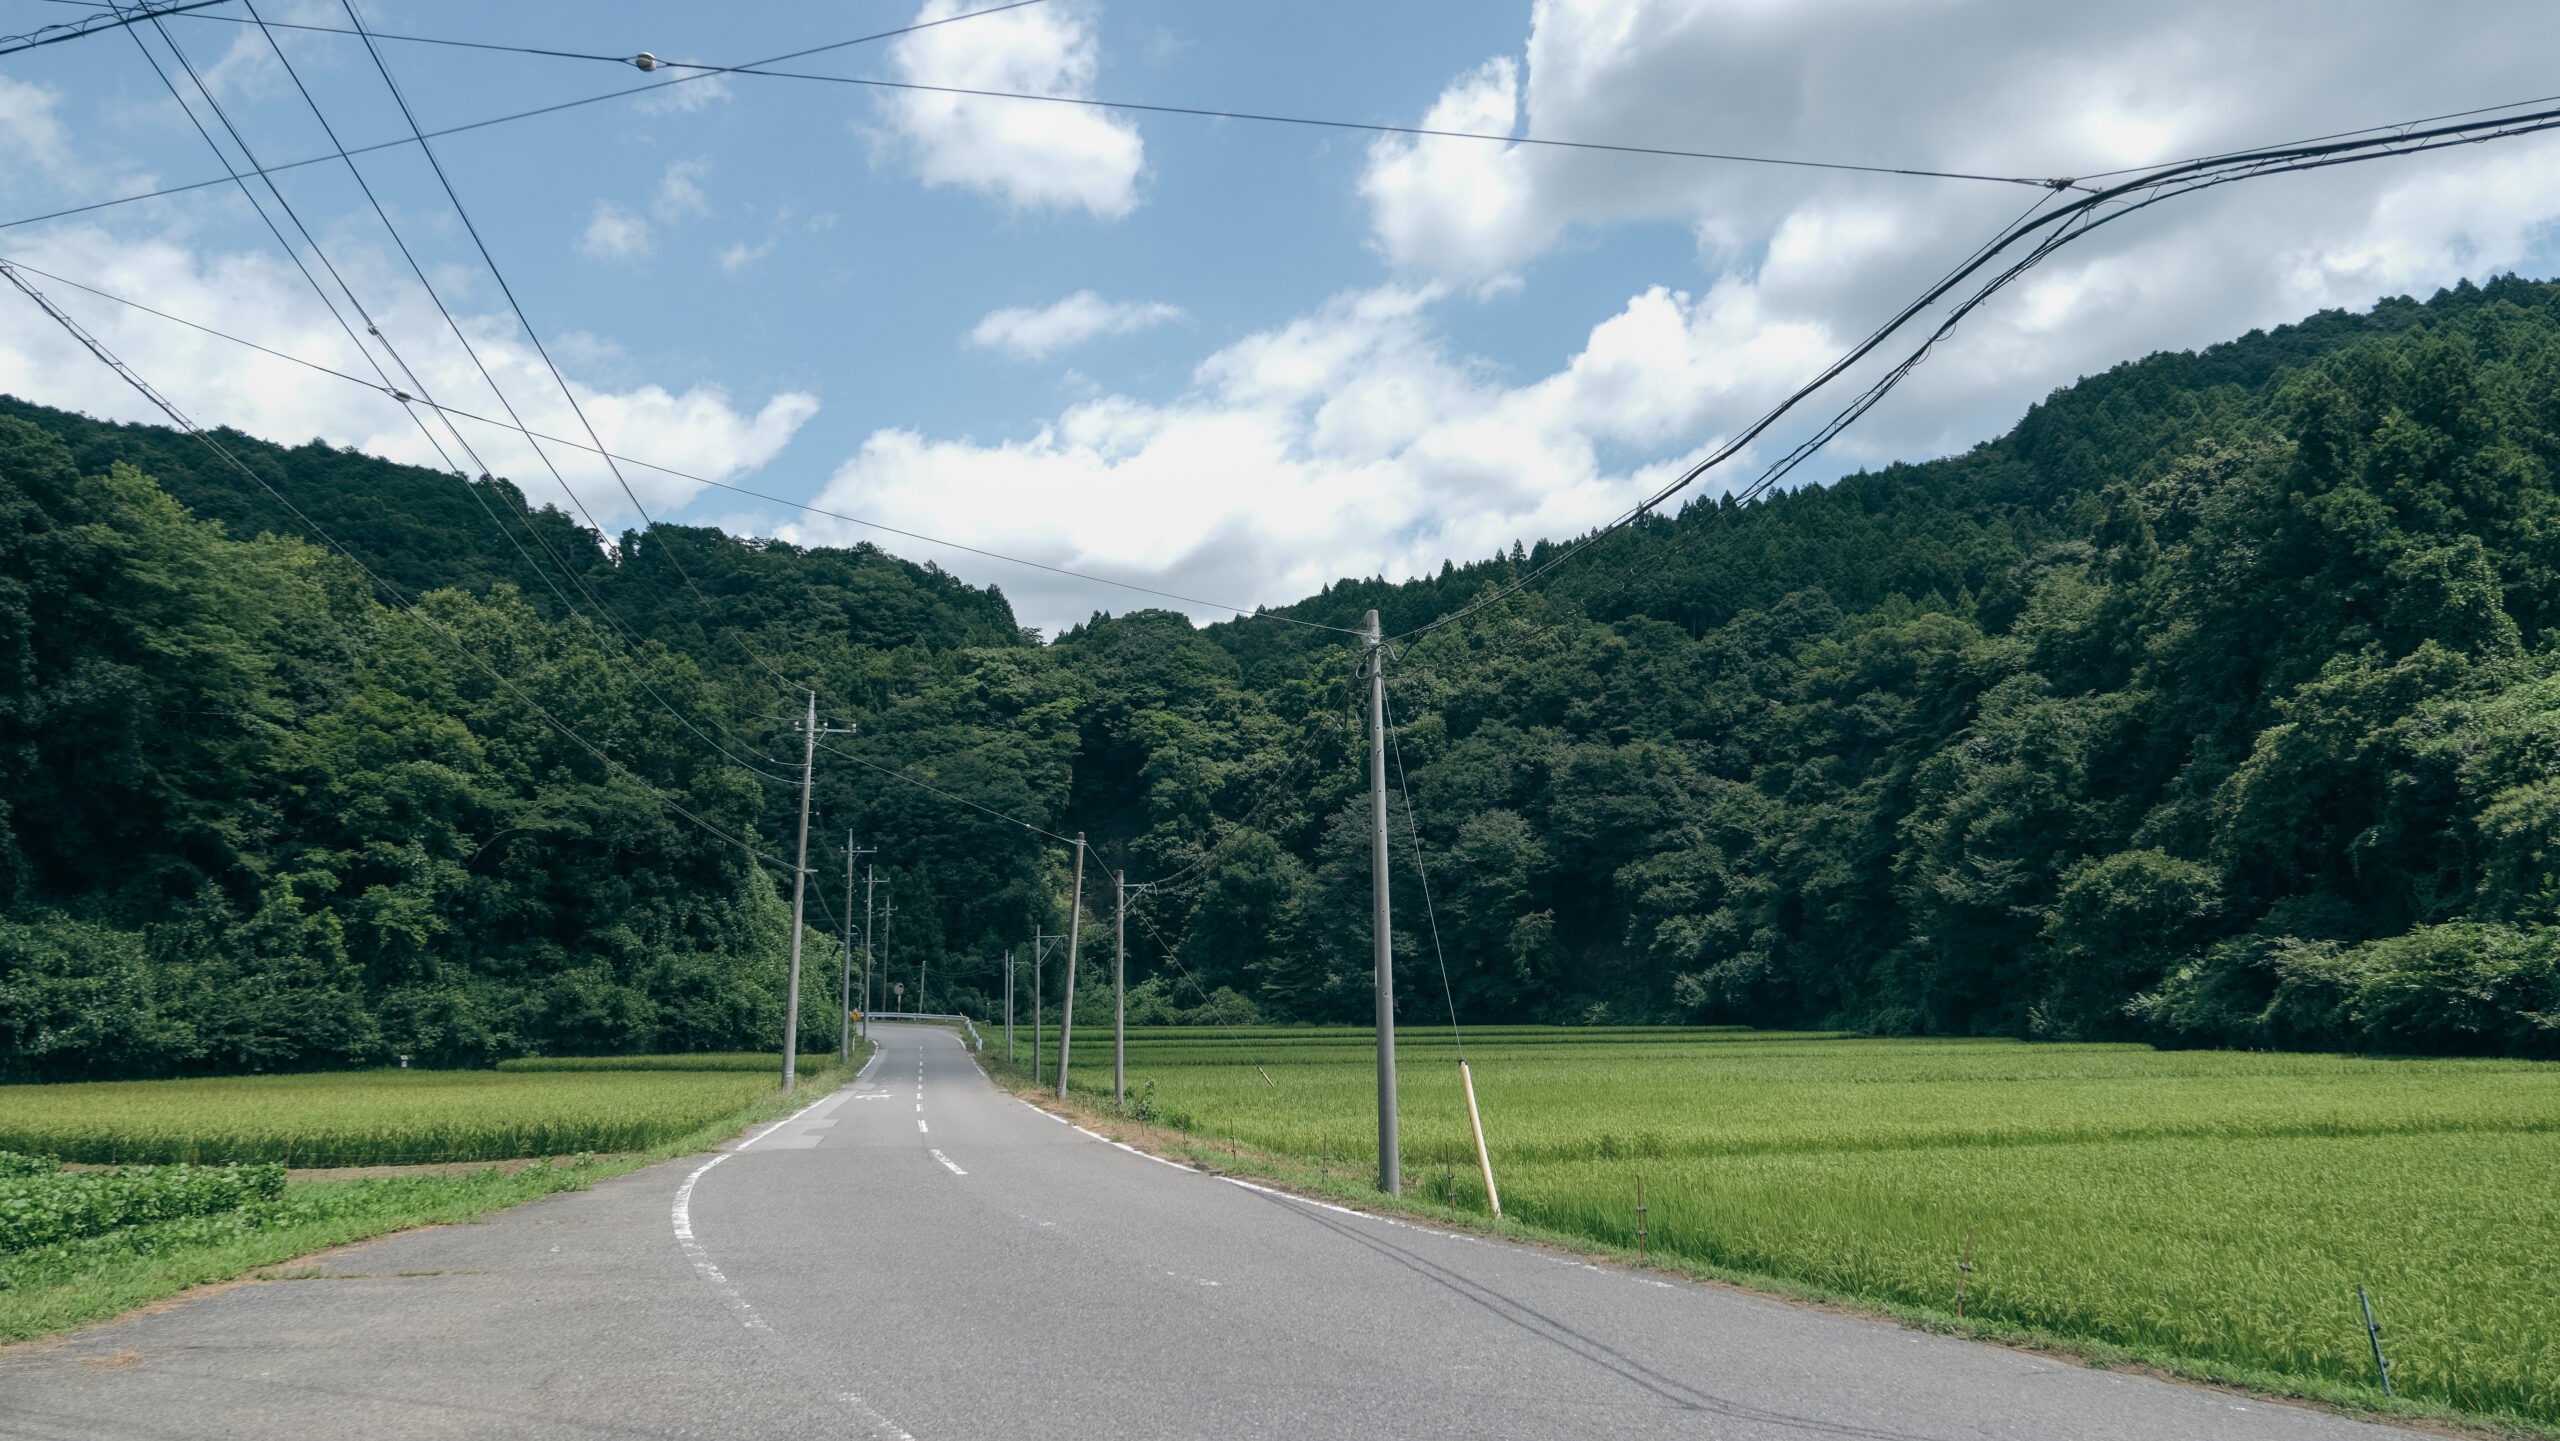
[786,278,1836,631]
[1351,0,2560,470]
[578,201,651,260]
[0,228,819,529]
[634,73,732,115]
[654,160,712,220]
[876,0,1145,217]
[0,75,69,183]
[969,291,1186,360]
[718,238,775,273]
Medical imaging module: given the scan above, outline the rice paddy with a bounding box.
[0,1065,805,1166]
[1019,1025,2560,1426]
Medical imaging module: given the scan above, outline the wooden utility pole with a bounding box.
[1057,834,1086,1099]
[782,693,852,1095]
[841,834,874,1065]
[1365,610,1399,1195]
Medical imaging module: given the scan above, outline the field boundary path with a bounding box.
[0,1024,2426,1439]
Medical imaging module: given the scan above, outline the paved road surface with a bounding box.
[1,1023,2418,1439]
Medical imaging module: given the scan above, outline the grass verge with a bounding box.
[0,1041,869,1345]
[976,1048,2550,1441]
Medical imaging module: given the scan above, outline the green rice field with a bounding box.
[0,1063,809,1167]
[1021,1025,2560,1426]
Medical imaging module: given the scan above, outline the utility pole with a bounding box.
[861,864,878,1039]
[1365,609,1399,1195]
[1057,833,1086,1100]
[783,692,853,1095]
[840,835,874,1065]
[1032,928,1051,1086]
[879,901,897,1011]
[1005,948,1015,1061]
[1115,870,1127,1108]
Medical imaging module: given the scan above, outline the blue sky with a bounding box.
[7,0,2560,633]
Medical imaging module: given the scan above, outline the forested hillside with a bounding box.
[8,275,2560,1076]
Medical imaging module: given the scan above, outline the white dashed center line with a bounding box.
[931,1148,967,1176]
[918,1118,929,1132]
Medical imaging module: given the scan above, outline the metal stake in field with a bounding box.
[782,691,853,1095]
[841,834,874,1066]
[1636,1174,1648,1263]
[2358,1285,2393,1396]
[1363,609,1400,1196]
[1956,1226,1976,1318]
[1057,833,1087,1100]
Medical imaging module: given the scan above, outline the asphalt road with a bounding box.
[0,1022,2421,1440]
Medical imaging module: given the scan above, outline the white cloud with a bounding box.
[718,238,774,273]
[634,73,732,115]
[0,228,819,530]
[969,291,1186,360]
[654,160,712,220]
[876,0,1145,218]
[0,75,68,183]
[578,201,651,260]
[1342,0,2560,475]
[787,278,1837,631]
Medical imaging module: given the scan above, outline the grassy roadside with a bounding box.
[974,1049,2549,1441]
[0,1042,870,1345]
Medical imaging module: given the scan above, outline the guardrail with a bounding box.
[865,1011,984,1048]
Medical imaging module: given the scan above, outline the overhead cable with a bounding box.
[0,0,227,57]
[0,2,1067,233]
[1393,96,2560,641]
[0,258,792,868]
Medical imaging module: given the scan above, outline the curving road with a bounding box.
[1,1022,2417,1439]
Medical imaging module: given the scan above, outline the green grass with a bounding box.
[0,1044,868,1342]
[1006,1024,2560,1430]
[494,1053,802,1073]
[0,1068,813,1166]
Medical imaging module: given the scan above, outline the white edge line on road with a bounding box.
[839,1393,916,1441]
[931,1148,967,1176]
[670,1154,767,1331]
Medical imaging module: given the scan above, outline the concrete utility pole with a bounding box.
[782,692,853,1095]
[1365,610,1400,1195]
[879,901,896,1010]
[840,835,874,1065]
[1004,948,1015,1061]
[1057,834,1086,1100]
[861,864,878,1039]
[1032,928,1051,1086]
[1114,870,1127,1108]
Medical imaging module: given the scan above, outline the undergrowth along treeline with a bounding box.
[14,276,2560,1073]
[1016,1026,2560,1429]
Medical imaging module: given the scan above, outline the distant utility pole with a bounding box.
[862,864,878,1038]
[1004,947,1016,1061]
[1365,609,1400,1195]
[1114,871,1152,1110]
[841,835,874,1065]
[1032,927,1053,1086]
[783,691,854,1096]
[879,900,897,1011]
[1057,833,1087,1100]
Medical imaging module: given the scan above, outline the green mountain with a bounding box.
[7,274,2559,1076]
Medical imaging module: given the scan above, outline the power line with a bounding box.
[1391,96,2560,642]
[0,0,227,58]
[0,257,792,867]
[0,255,1365,631]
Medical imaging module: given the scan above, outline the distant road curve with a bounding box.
[0,1023,2418,1439]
